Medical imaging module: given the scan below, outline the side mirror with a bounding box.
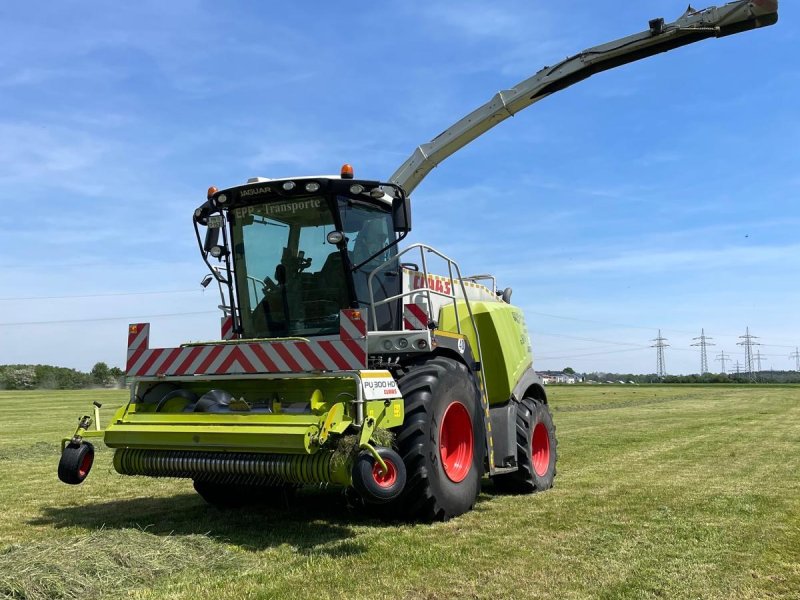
[392,196,412,233]
[203,226,220,252]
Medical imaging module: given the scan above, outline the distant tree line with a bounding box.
[0,363,124,390]
[582,371,800,384]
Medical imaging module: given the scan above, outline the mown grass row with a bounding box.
[0,386,797,599]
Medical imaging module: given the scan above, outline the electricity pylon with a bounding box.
[691,329,715,374]
[651,330,669,377]
[715,350,730,374]
[737,327,760,381]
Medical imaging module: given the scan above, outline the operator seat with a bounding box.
[318,251,349,309]
[352,219,390,267]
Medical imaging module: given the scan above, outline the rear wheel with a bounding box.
[391,356,484,521]
[493,397,557,493]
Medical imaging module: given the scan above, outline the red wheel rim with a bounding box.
[372,458,398,488]
[439,401,474,483]
[78,451,93,479]
[531,422,551,477]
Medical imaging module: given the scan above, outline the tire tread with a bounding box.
[493,397,557,494]
[391,356,483,521]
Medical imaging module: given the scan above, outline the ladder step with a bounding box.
[489,465,518,476]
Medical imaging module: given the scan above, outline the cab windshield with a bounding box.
[338,196,400,329]
[230,195,396,338]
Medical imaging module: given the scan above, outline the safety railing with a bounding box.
[366,243,490,399]
[462,273,497,295]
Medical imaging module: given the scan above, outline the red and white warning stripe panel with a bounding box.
[221,316,239,340]
[127,339,367,377]
[128,323,150,354]
[339,309,367,339]
[126,323,366,377]
[403,303,429,331]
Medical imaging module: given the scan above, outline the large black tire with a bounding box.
[58,442,95,485]
[492,397,557,494]
[391,356,485,521]
[193,480,296,509]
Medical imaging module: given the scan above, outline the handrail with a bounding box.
[366,243,491,401]
[463,274,497,295]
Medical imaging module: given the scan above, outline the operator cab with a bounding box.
[194,167,411,339]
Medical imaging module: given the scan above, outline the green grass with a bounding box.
[1,386,798,599]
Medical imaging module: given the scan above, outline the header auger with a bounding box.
[59,1,777,521]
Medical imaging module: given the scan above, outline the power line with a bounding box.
[528,308,800,345]
[0,311,218,327]
[526,310,695,334]
[691,328,715,374]
[0,289,201,302]
[4,287,797,357]
[535,344,642,354]
[533,331,648,348]
[651,329,669,377]
[536,348,645,361]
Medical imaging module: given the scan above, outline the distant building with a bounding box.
[539,370,581,385]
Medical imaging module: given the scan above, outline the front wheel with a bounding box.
[351,447,406,503]
[493,397,557,494]
[392,356,485,521]
[58,442,95,485]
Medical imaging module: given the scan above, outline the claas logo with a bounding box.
[412,275,452,295]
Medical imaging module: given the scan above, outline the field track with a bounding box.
[0,385,798,599]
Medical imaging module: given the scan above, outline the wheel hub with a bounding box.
[372,459,398,488]
[78,450,93,478]
[531,422,550,477]
[439,401,473,483]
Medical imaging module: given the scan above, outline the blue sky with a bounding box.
[0,0,797,375]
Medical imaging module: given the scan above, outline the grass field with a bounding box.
[0,385,798,599]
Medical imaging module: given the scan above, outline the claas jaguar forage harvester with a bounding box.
[58,1,777,520]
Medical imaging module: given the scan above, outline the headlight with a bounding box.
[326,231,344,245]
